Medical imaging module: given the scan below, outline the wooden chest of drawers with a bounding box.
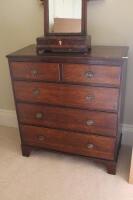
[7,45,128,174]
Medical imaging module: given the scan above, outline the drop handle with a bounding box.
[32,88,40,96]
[31,69,38,75]
[85,71,94,78]
[38,135,45,141]
[86,120,95,126]
[35,112,43,120]
[87,144,94,149]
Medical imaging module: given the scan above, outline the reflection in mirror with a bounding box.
[49,0,82,33]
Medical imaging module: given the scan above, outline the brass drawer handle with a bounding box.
[87,144,94,149]
[86,95,95,101]
[31,69,38,75]
[35,112,43,119]
[85,71,94,78]
[86,120,94,126]
[32,88,40,96]
[38,135,45,141]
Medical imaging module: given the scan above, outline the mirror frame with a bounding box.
[44,0,88,36]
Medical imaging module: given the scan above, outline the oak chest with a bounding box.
[7,45,128,174]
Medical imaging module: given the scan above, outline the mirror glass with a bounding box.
[48,0,82,33]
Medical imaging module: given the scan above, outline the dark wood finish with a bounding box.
[36,35,91,54]
[20,125,115,160]
[17,103,117,136]
[7,45,128,64]
[37,0,90,53]
[63,64,121,87]
[106,162,117,175]
[7,45,128,175]
[21,144,32,157]
[44,0,88,36]
[14,82,119,112]
[11,62,60,81]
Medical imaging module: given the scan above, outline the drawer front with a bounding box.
[63,64,121,86]
[14,82,119,111]
[10,62,60,81]
[20,125,115,160]
[18,103,117,137]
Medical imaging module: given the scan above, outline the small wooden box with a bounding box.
[36,35,91,54]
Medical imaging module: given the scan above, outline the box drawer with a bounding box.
[63,64,121,86]
[10,62,60,81]
[18,103,117,137]
[14,82,119,112]
[20,125,115,160]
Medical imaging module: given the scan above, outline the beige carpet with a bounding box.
[0,126,133,200]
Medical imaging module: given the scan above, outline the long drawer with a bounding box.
[20,125,115,160]
[63,64,121,87]
[14,82,119,112]
[18,103,117,136]
[10,62,60,81]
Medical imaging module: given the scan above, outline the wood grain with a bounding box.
[14,82,119,112]
[11,62,60,81]
[7,45,128,174]
[17,103,117,136]
[20,125,115,160]
[63,64,121,87]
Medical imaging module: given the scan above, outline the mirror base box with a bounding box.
[36,35,91,54]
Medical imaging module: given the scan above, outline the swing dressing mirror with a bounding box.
[48,0,82,33]
[37,0,91,53]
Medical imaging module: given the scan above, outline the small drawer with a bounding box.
[14,82,119,112]
[10,62,60,81]
[18,103,117,137]
[63,64,121,86]
[20,125,115,160]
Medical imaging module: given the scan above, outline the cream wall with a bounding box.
[0,0,43,109]
[88,0,133,124]
[0,0,133,124]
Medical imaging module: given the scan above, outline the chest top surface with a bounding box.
[7,45,128,65]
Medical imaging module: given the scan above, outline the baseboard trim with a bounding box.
[122,124,133,146]
[0,109,133,145]
[0,109,18,128]
[122,124,133,134]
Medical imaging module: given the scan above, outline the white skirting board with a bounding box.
[0,109,18,128]
[0,109,133,146]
